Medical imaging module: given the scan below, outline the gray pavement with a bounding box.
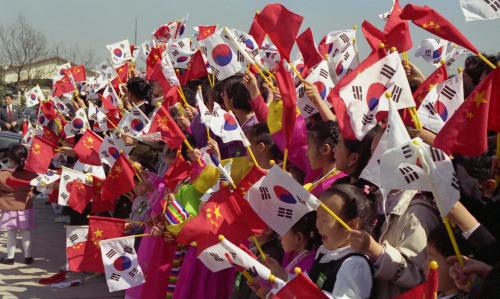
[0,198,124,299]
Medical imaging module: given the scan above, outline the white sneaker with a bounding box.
[54,216,70,224]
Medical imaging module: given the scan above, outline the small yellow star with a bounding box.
[94,229,103,238]
[213,205,221,220]
[473,91,488,108]
[466,111,474,119]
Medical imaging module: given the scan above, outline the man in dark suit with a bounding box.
[0,94,23,132]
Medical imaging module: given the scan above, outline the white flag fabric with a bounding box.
[260,42,281,72]
[323,29,356,58]
[24,86,45,108]
[339,52,416,140]
[65,225,88,270]
[64,108,90,138]
[58,167,88,206]
[209,107,250,146]
[52,96,71,116]
[106,40,133,65]
[200,157,234,202]
[52,63,72,81]
[200,31,246,80]
[100,236,145,292]
[227,28,263,64]
[329,44,359,82]
[380,138,460,216]
[460,0,500,21]
[88,102,108,132]
[196,88,221,125]
[445,43,469,68]
[296,60,335,118]
[22,126,36,146]
[118,105,149,137]
[99,133,132,167]
[30,170,60,187]
[246,165,320,235]
[160,48,180,86]
[96,61,118,82]
[101,83,122,112]
[418,72,464,133]
[168,38,195,69]
[415,39,448,67]
[360,99,411,187]
[73,160,106,180]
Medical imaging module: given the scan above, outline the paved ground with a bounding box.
[0,198,124,299]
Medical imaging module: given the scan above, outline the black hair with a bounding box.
[127,77,152,100]
[181,86,197,107]
[427,225,470,258]
[290,211,322,250]
[4,93,13,99]
[247,123,283,162]
[342,125,382,179]
[7,144,28,171]
[232,83,252,112]
[464,54,497,86]
[256,75,271,103]
[308,120,340,158]
[223,75,244,101]
[320,184,375,232]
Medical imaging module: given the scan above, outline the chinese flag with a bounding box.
[42,126,61,145]
[434,68,500,156]
[40,101,57,121]
[24,136,56,174]
[392,262,438,299]
[197,25,217,41]
[163,152,192,191]
[53,73,75,97]
[249,12,266,47]
[68,179,92,214]
[73,130,103,166]
[163,84,180,107]
[63,65,86,82]
[180,50,208,85]
[384,0,413,52]
[256,3,303,61]
[99,154,136,212]
[361,21,386,51]
[90,177,108,213]
[148,104,186,149]
[146,46,164,80]
[273,272,328,299]
[276,60,297,149]
[115,63,129,84]
[79,216,126,273]
[177,186,251,254]
[400,4,479,54]
[296,28,323,69]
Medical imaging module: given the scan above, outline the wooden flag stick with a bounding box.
[251,236,267,262]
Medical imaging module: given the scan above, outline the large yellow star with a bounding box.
[86,137,94,144]
[213,205,221,220]
[473,91,488,108]
[94,229,103,238]
[33,143,41,155]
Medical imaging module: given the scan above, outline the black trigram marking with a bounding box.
[303,104,316,115]
[425,49,432,56]
[332,48,340,57]
[259,187,271,200]
[60,193,68,200]
[446,58,456,67]
[319,69,329,80]
[296,196,306,205]
[200,46,208,54]
[237,51,245,63]
[110,273,121,281]
[132,110,142,117]
[451,173,460,190]
[69,234,78,243]
[425,103,437,115]
[339,33,349,44]
[440,85,456,100]
[391,85,403,103]
[430,147,446,162]
[352,86,363,101]
[171,50,180,57]
[362,114,374,126]
[106,249,117,259]
[128,268,139,278]
[122,127,130,133]
[402,144,412,159]
[211,67,220,78]
[63,175,70,181]
[399,166,420,184]
[380,64,396,79]
[123,246,133,254]
[250,48,259,57]
[247,266,258,277]
[485,0,500,11]
[178,40,185,48]
[344,51,350,61]
[277,207,293,219]
[101,151,110,158]
[237,35,246,43]
[209,252,225,262]
[298,86,305,98]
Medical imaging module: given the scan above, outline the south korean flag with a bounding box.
[328,44,359,82]
[24,86,45,108]
[99,133,132,167]
[117,105,149,137]
[227,28,263,64]
[323,29,356,59]
[209,107,250,146]
[339,52,415,140]
[100,236,145,292]
[296,60,335,118]
[380,138,460,216]
[246,165,320,236]
[417,72,464,134]
[30,170,60,187]
[415,39,449,68]
[200,31,246,80]
[64,108,90,138]
[106,39,133,65]
[58,167,88,206]
[88,102,108,133]
[168,37,195,69]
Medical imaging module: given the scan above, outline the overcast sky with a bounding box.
[0,0,499,74]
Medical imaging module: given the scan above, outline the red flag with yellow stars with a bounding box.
[148,104,186,149]
[146,46,164,80]
[62,65,86,82]
[79,216,126,273]
[99,154,136,212]
[73,130,103,166]
[196,25,217,41]
[434,68,500,156]
[90,177,108,213]
[52,73,75,97]
[68,179,93,214]
[400,4,479,54]
[383,0,413,52]
[115,63,129,84]
[24,136,56,174]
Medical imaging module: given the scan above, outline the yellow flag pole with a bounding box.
[183,139,204,167]
[477,52,497,70]
[282,148,289,171]
[246,146,260,169]
[251,236,267,262]
[444,216,464,267]
[319,202,352,231]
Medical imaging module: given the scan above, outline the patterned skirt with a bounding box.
[0,209,35,230]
